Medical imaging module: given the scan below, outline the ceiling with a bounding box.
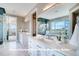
[0,3,37,17]
[38,3,77,19]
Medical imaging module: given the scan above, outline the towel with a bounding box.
[69,24,79,47]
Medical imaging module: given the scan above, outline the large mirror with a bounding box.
[37,18,49,35]
[37,3,76,43]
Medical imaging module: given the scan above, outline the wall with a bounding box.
[24,14,32,35]
[17,16,26,32]
[24,3,49,36]
[69,4,79,39]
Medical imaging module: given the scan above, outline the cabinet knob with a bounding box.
[52,54,55,56]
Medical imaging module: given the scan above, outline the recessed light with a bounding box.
[24,19,28,22]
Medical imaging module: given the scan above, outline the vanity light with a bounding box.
[43,3,56,11]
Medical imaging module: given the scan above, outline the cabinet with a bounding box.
[47,49,65,56]
[19,32,28,49]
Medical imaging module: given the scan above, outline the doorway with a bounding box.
[72,10,79,34]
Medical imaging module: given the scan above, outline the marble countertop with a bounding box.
[32,36,77,56]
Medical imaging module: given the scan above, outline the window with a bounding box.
[50,18,69,30]
[50,16,70,39]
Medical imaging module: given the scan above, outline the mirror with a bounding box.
[37,3,75,43]
[37,18,49,35]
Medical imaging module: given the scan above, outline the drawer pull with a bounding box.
[37,45,41,48]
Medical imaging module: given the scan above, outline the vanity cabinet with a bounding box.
[46,49,65,56]
[19,32,28,49]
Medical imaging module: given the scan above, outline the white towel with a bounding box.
[69,24,79,47]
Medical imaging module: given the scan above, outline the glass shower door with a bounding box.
[3,15,8,42]
[0,15,3,44]
[0,7,6,44]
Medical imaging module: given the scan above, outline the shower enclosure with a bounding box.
[0,7,6,44]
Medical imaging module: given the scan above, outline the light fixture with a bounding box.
[43,3,56,11]
[24,19,28,22]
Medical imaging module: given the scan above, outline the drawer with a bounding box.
[39,50,47,56]
[47,49,65,56]
[30,50,47,56]
[29,50,37,56]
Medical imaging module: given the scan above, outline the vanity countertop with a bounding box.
[18,33,77,56]
[32,36,77,56]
